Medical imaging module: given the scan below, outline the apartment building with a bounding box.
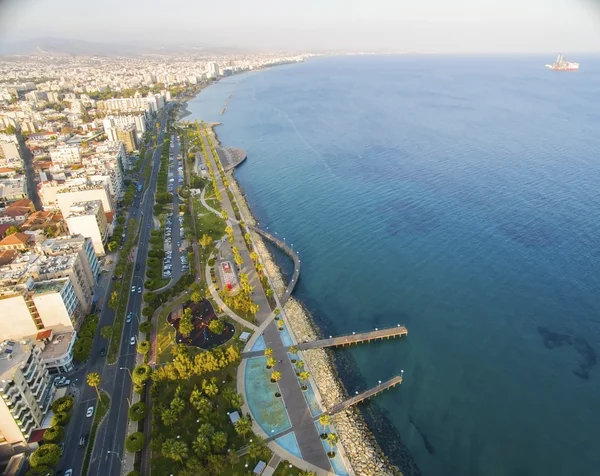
[0,141,22,168]
[55,182,113,214]
[0,177,27,205]
[49,145,81,167]
[0,340,54,445]
[65,201,108,256]
[116,125,137,153]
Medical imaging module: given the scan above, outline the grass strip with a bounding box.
[81,391,111,476]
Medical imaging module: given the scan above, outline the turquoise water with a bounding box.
[301,381,322,418]
[251,335,266,351]
[275,432,303,460]
[188,56,600,476]
[244,357,291,434]
[278,323,294,347]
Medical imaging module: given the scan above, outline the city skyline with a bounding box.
[1,0,600,53]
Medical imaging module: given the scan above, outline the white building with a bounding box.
[0,176,27,205]
[207,62,220,79]
[55,182,113,214]
[65,200,108,256]
[0,141,22,168]
[49,145,81,167]
[0,340,54,445]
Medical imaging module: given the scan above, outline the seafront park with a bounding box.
[139,116,410,476]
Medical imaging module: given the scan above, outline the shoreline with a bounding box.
[209,123,405,476]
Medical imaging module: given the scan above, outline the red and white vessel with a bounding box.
[545,54,579,71]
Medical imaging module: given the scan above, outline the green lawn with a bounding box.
[273,462,306,476]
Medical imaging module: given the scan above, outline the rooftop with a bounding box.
[39,332,75,361]
[67,199,102,217]
[33,278,68,295]
[0,340,32,382]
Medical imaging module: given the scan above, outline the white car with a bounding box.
[130,336,136,345]
[86,406,94,418]
[137,287,142,294]
[65,470,73,476]
[131,286,136,293]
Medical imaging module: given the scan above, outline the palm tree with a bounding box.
[295,360,304,373]
[270,371,281,383]
[326,433,339,458]
[264,347,273,358]
[266,357,276,369]
[289,345,298,355]
[234,415,252,441]
[319,414,331,437]
[86,372,101,400]
[162,438,188,463]
[298,371,310,390]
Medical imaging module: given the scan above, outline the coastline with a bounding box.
[210,125,406,476]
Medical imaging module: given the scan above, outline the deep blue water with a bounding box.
[187,55,600,476]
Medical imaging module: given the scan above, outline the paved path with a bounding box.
[262,320,332,470]
[200,129,272,324]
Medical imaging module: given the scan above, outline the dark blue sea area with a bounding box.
[187,55,600,476]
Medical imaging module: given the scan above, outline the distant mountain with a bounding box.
[0,37,257,57]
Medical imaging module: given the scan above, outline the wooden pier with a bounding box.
[297,325,408,351]
[242,325,407,358]
[325,374,403,416]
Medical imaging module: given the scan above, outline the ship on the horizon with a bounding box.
[545,54,579,71]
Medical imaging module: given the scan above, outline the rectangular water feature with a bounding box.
[302,381,322,418]
[275,432,303,459]
[314,422,351,476]
[278,323,294,347]
[244,357,291,435]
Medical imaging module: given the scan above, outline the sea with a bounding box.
[186,55,600,476]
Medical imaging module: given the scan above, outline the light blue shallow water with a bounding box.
[275,432,303,460]
[301,381,322,418]
[279,324,294,347]
[189,55,600,476]
[251,335,265,351]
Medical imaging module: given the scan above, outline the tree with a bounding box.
[109,291,119,309]
[51,411,70,427]
[179,308,194,337]
[43,425,64,443]
[161,408,178,426]
[100,325,113,340]
[227,449,239,468]
[207,454,227,474]
[26,466,54,476]
[289,345,298,354]
[270,371,282,383]
[51,395,74,413]
[191,291,203,303]
[137,340,150,355]
[234,415,252,441]
[229,391,244,409]
[221,210,228,220]
[87,372,101,400]
[192,435,211,456]
[299,371,310,389]
[170,396,185,414]
[295,360,305,372]
[128,402,147,422]
[198,422,215,439]
[132,364,151,386]
[211,431,227,453]
[266,356,276,369]
[264,347,273,357]
[107,241,119,252]
[199,233,213,250]
[201,378,219,398]
[125,432,145,453]
[161,438,188,463]
[5,124,16,134]
[247,436,271,461]
[4,225,20,236]
[208,319,225,335]
[319,414,332,436]
[326,433,339,457]
[139,321,153,334]
[29,443,61,468]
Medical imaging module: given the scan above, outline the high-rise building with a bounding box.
[65,201,108,256]
[55,182,114,213]
[116,125,137,153]
[207,62,220,79]
[0,340,54,445]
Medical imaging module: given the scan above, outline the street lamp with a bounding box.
[107,450,124,464]
[119,367,133,379]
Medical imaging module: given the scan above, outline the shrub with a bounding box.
[30,443,61,468]
[43,425,64,443]
[125,432,145,453]
[128,402,147,421]
[51,411,71,427]
[137,340,150,355]
[51,395,74,413]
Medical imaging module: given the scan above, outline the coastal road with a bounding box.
[57,121,160,476]
[88,108,170,476]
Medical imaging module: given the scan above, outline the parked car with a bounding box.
[131,286,136,293]
[137,287,142,294]
[86,406,94,418]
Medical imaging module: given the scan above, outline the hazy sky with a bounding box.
[1,0,599,53]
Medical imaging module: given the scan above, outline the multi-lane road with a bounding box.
[56,109,169,476]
